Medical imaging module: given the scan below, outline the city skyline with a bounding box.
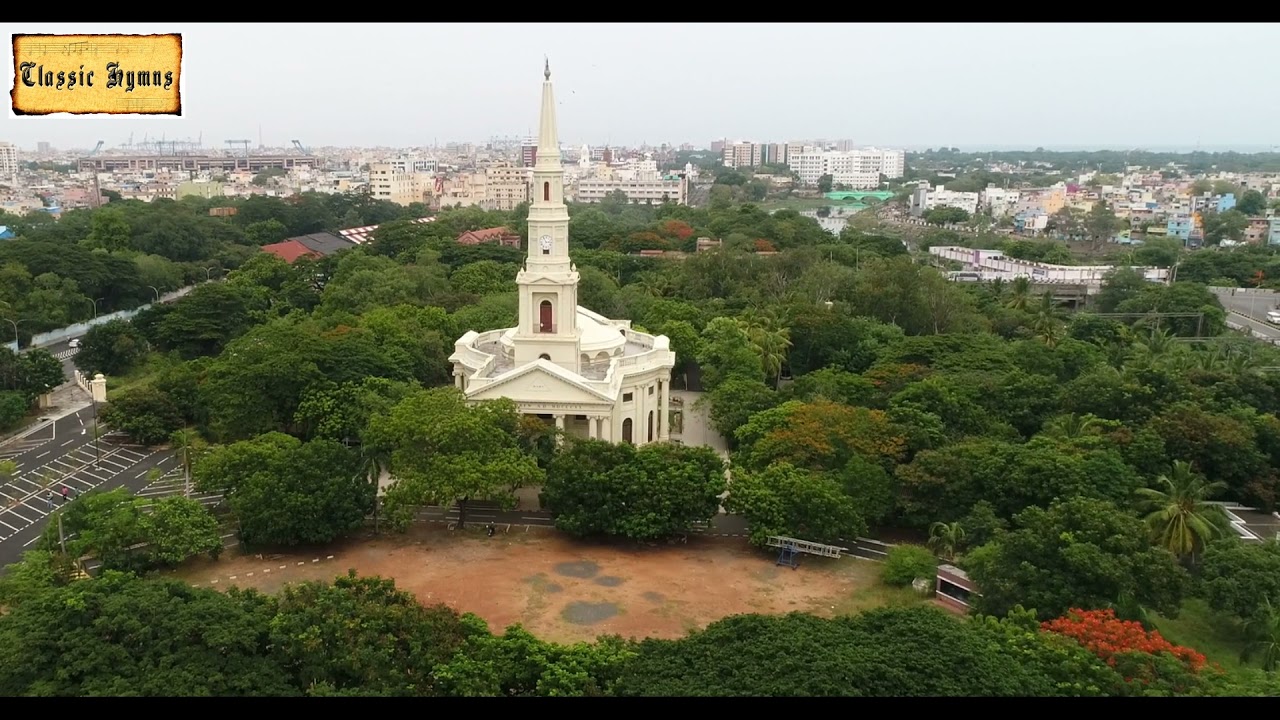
[2,23,1279,151]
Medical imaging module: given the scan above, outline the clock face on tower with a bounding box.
[539,235,552,251]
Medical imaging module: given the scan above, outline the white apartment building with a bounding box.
[787,148,905,189]
[981,185,1021,217]
[386,156,438,174]
[910,184,979,216]
[576,174,688,205]
[722,142,758,169]
[369,163,419,206]
[0,142,18,184]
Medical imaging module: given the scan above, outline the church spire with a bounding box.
[537,58,560,163]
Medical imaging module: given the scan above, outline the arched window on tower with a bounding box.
[622,418,633,444]
[539,300,554,333]
[543,182,550,201]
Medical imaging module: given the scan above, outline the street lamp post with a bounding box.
[3,317,23,349]
[202,267,219,281]
[147,286,160,302]
[90,396,101,469]
[83,297,105,320]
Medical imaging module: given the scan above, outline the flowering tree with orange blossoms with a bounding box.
[1042,609,1214,693]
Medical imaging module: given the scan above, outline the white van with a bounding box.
[68,338,81,349]
[1266,311,1280,326]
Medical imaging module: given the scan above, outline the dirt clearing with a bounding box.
[171,526,919,643]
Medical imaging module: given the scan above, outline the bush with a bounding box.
[882,544,938,587]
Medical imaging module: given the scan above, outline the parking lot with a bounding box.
[135,464,226,510]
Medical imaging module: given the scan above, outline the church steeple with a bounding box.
[537,58,560,165]
[514,59,579,368]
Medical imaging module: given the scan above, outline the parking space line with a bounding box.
[35,451,50,459]
[3,507,34,523]
[0,518,19,532]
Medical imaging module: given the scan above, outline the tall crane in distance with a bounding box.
[225,139,251,158]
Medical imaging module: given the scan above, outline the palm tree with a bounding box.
[1031,292,1064,348]
[927,521,965,561]
[1005,277,1032,311]
[1043,413,1102,439]
[985,277,1007,304]
[1134,460,1232,563]
[737,310,792,389]
[358,445,391,534]
[1242,597,1280,672]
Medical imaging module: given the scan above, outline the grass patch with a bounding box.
[104,352,183,398]
[1151,598,1249,672]
[825,558,927,616]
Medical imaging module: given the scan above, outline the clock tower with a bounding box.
[513,59,581,372]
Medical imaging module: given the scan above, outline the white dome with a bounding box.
[577,307,627,353]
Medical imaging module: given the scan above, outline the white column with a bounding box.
[587,415,597,440]
[554,414,565,446]
[659,379,670,442]
[454,371,464,390]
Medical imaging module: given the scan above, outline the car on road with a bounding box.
[1267,310,1280,326]
[68,338,81,349]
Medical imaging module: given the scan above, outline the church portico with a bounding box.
[447,60,676,448]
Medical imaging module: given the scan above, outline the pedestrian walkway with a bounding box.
[52,348,77,361]
[134,466,224,510]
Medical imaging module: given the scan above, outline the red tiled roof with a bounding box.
[260,239,319,263]
[460,226,515,241]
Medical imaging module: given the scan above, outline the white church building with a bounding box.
[448,61,677,446]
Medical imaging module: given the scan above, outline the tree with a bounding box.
[1201,209,1248,245]
[817,174,833,193]
[99,386,184,446]
[1134,460,1231,562]
[0,572,296,696]
[40,488,220,572]
[74,319,149,376]
[269,572,471,696]
[1042,608,1211,692]
[735,399,906,472]
[1237,189,1267,216]
[928,521,965,561]
[1241,598,1280,672]
[924,206,970,225]
[1085,200,1120,251]
[541,440,726,541]
[882,544,939,586]
[1197,540,1280,621]
[695,317,762,391]
[612,607,1057,697]
[195,433,372,547]
[365,388,543,529]
[964,497,1189,621]
[14,349,63,402]
[725,462,866,547]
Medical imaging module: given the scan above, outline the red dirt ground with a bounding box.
[171,525,912,643]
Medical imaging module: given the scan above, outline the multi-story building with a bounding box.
[575,173,688,205]
[520,138,538,168]
[981,185,1021,217]
[722,142,758,169]
[787,147,905,188]
[369,162,418,206]
[1269,215,1280,246]
[1245,217,1270,245]
[0,142,18,183]
[36,141,51,154]
[910,184,979,216]
[484,163,531,211]
[1167,214,1193,243]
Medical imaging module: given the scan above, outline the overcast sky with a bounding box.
[3,23,1278,153]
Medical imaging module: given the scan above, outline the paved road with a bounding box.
[1210,288,1280,341]
[0,407,181,568]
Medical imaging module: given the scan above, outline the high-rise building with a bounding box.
[37,141,51,154]
[0,142,18,183]
[521,136,538,168]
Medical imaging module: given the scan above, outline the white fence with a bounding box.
[4,284,199,353]
[930,246,1169,284]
